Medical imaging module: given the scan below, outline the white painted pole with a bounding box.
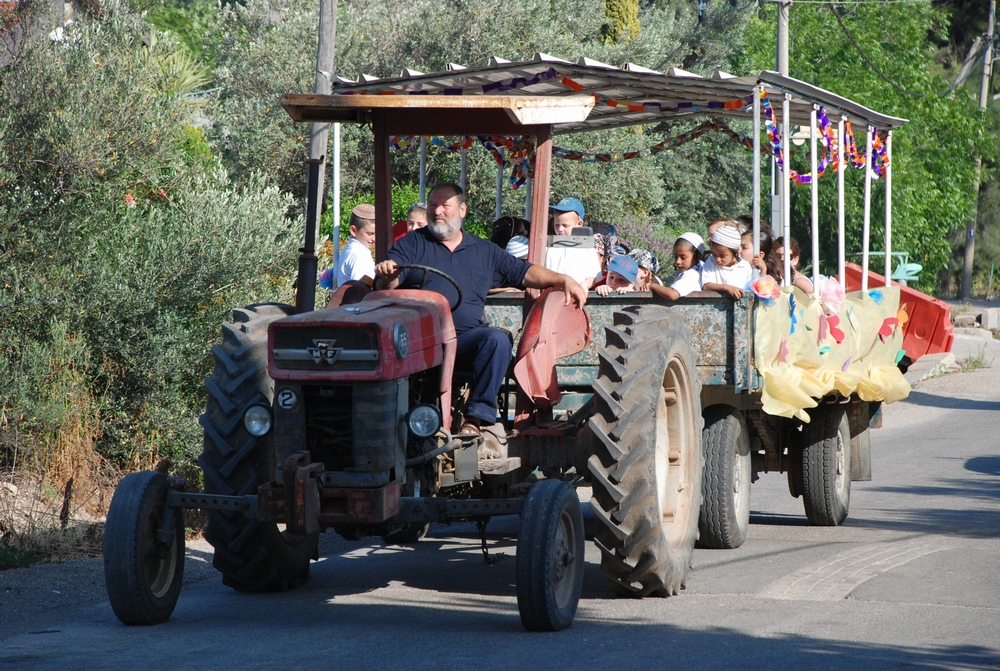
[459,143,467,191]
[332,122,342,277]
[884,130,893,287]
[495,161,504,220]
[838,116,846,288]
[810,105,820,289]
[861,125,874,292]
[419,136,428,204]
[753,85,762,255]
[782,93,792,287]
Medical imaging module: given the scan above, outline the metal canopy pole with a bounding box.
[459,142,468,191]
[810,105,820,289]
[782,93,792,286]
[753,85,762,255]
[884,130,893,286]
[331,122,342,278]
[419,136,428,204]
[838,115,846,288]
[861,125,874,291]
[495,161,504,219]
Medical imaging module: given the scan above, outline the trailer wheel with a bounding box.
[588,306,703,597]
[104,471,184,625]
[200,304,318,591]
[801,404,851,526]
[698,405,751,549]
[516,479,585,631]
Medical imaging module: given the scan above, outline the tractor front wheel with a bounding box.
[104,471,184,625]
[516,479,585,631]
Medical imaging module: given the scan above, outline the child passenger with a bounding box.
[544,197,601,289]
[628,248,662,290]
[649,233,705,301]
[337,203,377,286]
[701,225,753,299]
[772,236,814,294]
[595,255,640,296]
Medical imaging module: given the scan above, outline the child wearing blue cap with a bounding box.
[545,197,601,289]
[595,254,639,296]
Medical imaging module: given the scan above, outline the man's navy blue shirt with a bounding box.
[388,227,531,333]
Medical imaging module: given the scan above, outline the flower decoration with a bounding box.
[750,275,781,305]
[818,277,845,315]
[318,268,334,290]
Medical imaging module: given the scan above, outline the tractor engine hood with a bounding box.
[268,290,456,382]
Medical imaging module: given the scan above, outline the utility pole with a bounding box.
[962,0,995,300]
[307,0,337,233]
[296,0,337,312]
[776,0,790,76]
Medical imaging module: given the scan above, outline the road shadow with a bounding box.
[900,389,1000,412]
[29,596,997,671]
[966,455,1000,476]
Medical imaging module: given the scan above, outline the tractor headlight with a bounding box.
[407,404,441,439]
[393,321,409,359]
[243,404,273,437]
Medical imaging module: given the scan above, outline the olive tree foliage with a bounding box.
[734,3,992,292]
[212,0,753,231]
[0,2,298,476]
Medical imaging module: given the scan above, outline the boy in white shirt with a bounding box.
[544,197,601,289]
[701,226,753,299]
[337,204,377,286]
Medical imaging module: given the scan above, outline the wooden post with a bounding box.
[373,111,393,263]
[526,126,553,305]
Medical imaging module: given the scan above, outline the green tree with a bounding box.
[602,0,640,45]
[0,2,298,486]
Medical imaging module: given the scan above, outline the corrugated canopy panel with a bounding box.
[291,55,906,133]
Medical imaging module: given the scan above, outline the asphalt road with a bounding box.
[2,368,998,670]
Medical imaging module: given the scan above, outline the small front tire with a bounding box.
[104,471,184,625]
[516,480,585,632]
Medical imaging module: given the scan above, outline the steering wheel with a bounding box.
[394,264,464,312]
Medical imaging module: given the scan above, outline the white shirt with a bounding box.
[545,247,602,286]
[337,237,376,286]
[700,256,753,290]
[670,263,703,297]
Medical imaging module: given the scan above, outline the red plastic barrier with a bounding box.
[841,263,953,362]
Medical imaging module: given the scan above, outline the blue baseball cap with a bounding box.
[549,197,585,220]
[607,255,639,283]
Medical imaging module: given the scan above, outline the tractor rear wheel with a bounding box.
[200,303,318,591]
[800,404,852,526]
[588,306,703,597]
[697,405,751,549]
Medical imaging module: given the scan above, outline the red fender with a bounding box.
[513,288,590,408]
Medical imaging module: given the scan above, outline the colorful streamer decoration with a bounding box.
[382,86,889,186]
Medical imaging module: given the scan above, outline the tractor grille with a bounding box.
[304,384,354,471]
[302,381,402,474]
[272,327,380,372]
